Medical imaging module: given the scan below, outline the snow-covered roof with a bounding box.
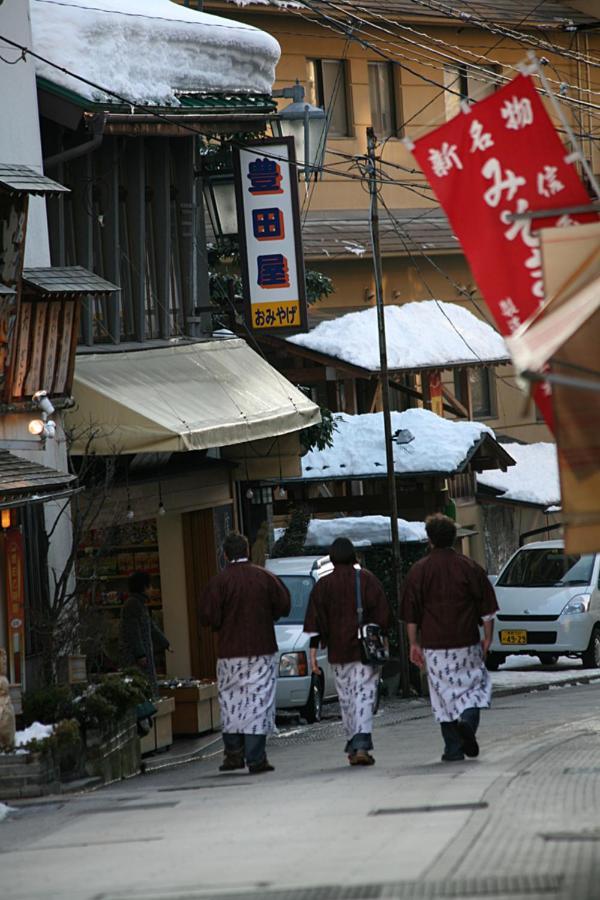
[30,0,281,104]
[477,442,560,508]
[287,301,509,372]
[303,515,427,547]
[301,408,498,480]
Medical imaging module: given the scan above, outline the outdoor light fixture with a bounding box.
[204,171,238,239]
[29,389,57,441]
[158,482,166,517]
[272,81,328,182]
[1,509,11,530]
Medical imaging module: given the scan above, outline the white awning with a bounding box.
[69,339,320,454]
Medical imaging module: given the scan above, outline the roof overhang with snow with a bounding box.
[264,301,509,376]
[477,442,560,510]
[32,0,280,134]
[288,409,515,483]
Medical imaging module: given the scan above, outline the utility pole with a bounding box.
[366,127,411,698]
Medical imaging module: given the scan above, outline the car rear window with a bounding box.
[497,548,594,588]
[275,575,316,625]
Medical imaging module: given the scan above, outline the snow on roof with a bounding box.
[301,408,495,479]
[30,0,280,103]
[303,515,427,547]
[477,442,560,507]
[287,301,508,372]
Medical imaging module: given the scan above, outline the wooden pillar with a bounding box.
[150,138,172,339]
[100,139,121,343]
[126,139,146,342]
[71,154,94,344]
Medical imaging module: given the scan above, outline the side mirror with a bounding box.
[488,575,498,586]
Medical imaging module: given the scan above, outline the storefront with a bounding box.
[67,337,320,682]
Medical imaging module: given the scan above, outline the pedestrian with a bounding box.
[401,513,498,762]
[120,570,170,697]
[199,531,291,775]
[303,537,391,767]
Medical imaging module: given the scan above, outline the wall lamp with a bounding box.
[272,81,328,182]
[28,389,56,440]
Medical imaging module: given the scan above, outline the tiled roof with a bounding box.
[213,0,596,26]
[0,284,16,296]
[0,164,68,197]
[22,267,119,296]
[0,450,76,504]
[301,207,457,260]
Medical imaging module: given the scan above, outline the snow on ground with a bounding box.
[303,515,427,547]
[288,301,508,371]
[302,408,495,479]
[14,722,54,748]
[491,654,595,692]
[31,0,280,103]
[477,442,560,507]
[0,802,14,823]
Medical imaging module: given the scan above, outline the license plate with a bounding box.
[499,629,528,645]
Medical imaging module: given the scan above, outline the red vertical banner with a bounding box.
[428,371,444,417]
[5,529,25,686]
[410,74,598,430]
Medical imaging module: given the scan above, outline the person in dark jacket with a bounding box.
[199,531,290,775]
[303,538,391,767]
[402,513,498,762]
[120,570,170,697]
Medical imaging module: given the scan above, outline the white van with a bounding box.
[488,540,600,670]
[265,555,337,722]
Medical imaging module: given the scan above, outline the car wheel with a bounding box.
[485,652,505,671]
[581,626,600,669]
[538,653,559,666]
[301,675,323,724]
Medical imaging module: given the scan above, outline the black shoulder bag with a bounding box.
[355,568,389,666]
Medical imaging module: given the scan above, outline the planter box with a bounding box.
[140,697,175,755]
[159,683,220,736]
[0,752,60,800]
[84,714,140,782]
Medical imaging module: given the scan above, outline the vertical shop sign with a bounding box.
[410,73,598,431]
[234,138,308,334]
[5,529,25,686]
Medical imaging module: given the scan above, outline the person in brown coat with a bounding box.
[303,537,391,767]
[402,513,498,763]
[199,531,290,775]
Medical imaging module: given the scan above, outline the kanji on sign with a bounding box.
[252,207,285,241]
[411,73,598,431]
[257,253,290,289]
[428,142,462,177]
[247,158,283,195]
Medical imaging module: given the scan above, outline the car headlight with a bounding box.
[561,594,591,615]
[279,652,308,677]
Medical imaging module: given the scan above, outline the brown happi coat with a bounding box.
[401,548,498,649]
[199,561,290,658]
[304,564,391,664]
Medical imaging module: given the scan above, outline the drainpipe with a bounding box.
[43,112,106,170]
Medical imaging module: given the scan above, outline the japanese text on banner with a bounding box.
[411,74,597,430]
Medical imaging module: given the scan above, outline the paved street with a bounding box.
[2,676,600,900]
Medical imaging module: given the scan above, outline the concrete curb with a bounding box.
[493,671,600,698]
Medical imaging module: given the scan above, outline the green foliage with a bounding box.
[271,506,311,558]
[300,405,337,453]
[22,685,75,728]
[305,269,334,306]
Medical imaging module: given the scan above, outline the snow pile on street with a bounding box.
[30,0,280,103]
[477,442,560,507]
[0,802,14,823]
[304,515,427,547]
[288,301,508,371]
[14,722,54,748]
[302,408,495,479]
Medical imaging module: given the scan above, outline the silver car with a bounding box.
[266,555,337,722]
[488,540,600,670]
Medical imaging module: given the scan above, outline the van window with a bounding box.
[497,548,594,588]
[276,576,315,624]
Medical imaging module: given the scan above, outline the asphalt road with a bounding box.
[2,676,600,900]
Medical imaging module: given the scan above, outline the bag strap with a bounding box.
[355,567,363,627]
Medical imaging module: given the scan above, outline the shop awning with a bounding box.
[69,339,321,455]
[0,449,78,509]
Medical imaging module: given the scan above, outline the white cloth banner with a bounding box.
[333,661,379,741]
[424,643,492,723]
[217,654,278,735]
